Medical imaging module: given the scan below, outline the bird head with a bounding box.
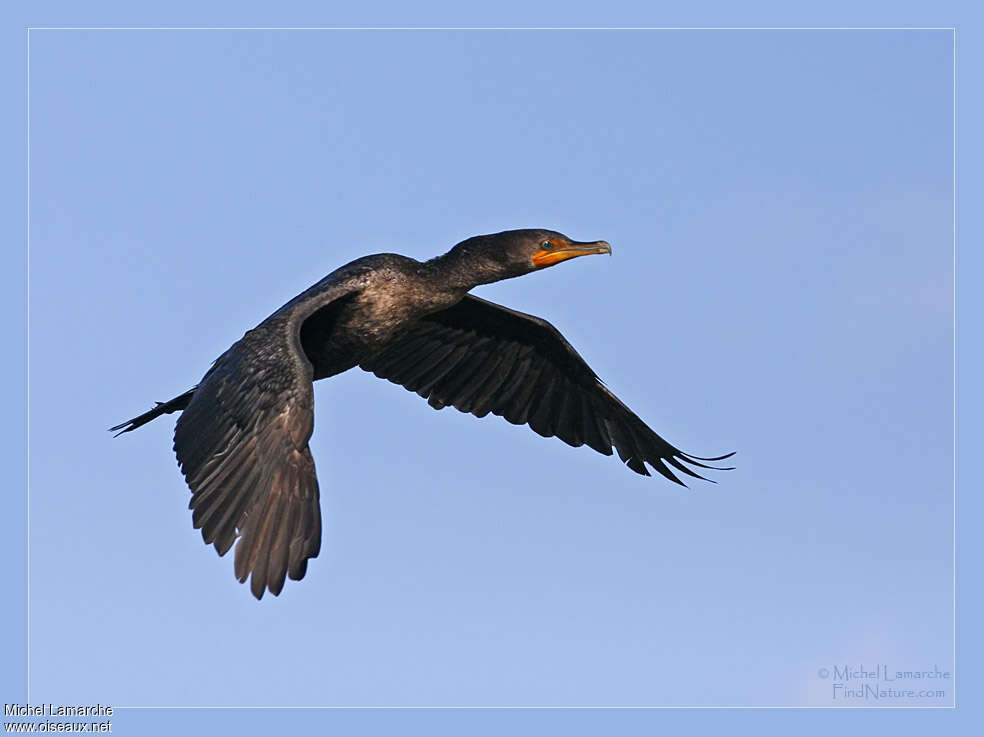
[446,229,612,285]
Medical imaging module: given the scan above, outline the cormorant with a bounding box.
[112,229,733,599]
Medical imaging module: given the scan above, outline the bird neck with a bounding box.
[421,247,511,293]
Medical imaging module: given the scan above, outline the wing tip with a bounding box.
[683,450,736,463]
[678,450,737,473]
[643,448,736,486]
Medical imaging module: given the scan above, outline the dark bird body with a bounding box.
[113,229,732,599]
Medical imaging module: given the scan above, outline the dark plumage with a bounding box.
[112,229,733,599]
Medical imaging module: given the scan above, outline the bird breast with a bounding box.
[333,269,461,358]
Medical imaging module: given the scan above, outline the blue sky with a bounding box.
[3,2,978,735]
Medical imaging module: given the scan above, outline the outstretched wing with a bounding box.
[361,295,732,485]
[173,308,329,599]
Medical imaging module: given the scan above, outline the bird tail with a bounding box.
[109,387,197,436]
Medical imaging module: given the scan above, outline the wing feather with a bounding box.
[173,285,353,598]
[362,295,732,485]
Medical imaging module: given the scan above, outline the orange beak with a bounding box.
[531,240,612,269]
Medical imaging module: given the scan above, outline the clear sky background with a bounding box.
[3,1,979,735]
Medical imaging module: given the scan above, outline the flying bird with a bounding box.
[112,229,733,599]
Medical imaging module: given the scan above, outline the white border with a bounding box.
[27,26,955,30]
[25,24,32,709]
[951,25,957,708]
[24,25,957,711]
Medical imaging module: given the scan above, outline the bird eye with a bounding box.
[540,240,553,250]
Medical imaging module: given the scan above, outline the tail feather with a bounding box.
[110,387,197,436]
